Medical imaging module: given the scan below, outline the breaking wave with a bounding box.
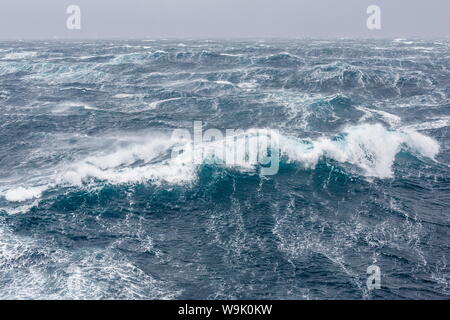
[1,123,439,203]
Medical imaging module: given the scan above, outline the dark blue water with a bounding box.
[0,39,449,299]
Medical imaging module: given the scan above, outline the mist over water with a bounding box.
[0,39,449,299]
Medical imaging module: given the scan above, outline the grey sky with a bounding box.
[0,0,449,39]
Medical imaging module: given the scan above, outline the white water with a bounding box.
[1,123,440,204]
[3,186,46,202]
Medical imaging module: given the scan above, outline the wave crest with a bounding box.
[1,123,440,203]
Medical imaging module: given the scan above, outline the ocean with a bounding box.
[0,39,448,299]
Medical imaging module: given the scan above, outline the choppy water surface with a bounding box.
[0,39,449,299]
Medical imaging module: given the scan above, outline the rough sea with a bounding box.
[0,39,449,299]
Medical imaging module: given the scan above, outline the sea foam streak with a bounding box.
[2,123,440,203]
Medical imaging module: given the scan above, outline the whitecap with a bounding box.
[2,51,37,60]
[3,186,47,202]
[1,124,440,203]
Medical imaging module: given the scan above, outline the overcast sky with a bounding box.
[0,0,449,39]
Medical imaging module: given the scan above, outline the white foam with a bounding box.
[279,123,440,178]
[3,186,46,202]
[2,51,37,60]
[356,106,402,128]
[214,80,234,86]
[53,102,97,112]
[402,117,450,131]
[147,97,182,110]
[2,124,441,203]
[237,81,257,89]
[58,134,192,186]
[0,200,40,215]
[0,224,179,299]
[60,124,439,185]
[114,93,145,99]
